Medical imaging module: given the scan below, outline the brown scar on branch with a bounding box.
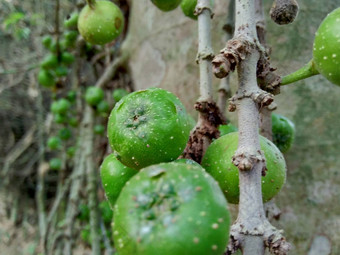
[182,101,226,163]
[257,54,282,95]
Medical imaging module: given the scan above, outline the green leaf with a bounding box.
[3,12,25,29]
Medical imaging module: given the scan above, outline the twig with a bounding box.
[2,125,36,184]
[182,0,225,163]
[55,0,61,59]
[84,105,101,255]
[63,114,89,255]
[33,70,47,249]
[94,50,129,89]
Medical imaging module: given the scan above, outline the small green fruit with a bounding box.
[78,0,124,45]
[107,88,191,169]
[64,12,79,29]
[100,154,137,207]
[49,158,62,170]
[96,100,110,114]
[42,35,53,48]
[112,88,129,103]
[114,162,230,255]
[54,114,67,124]
[67,146,76,157]
[151,0,182,12]
[94,124,105,135]
[85,86,105,106]
[68,117,78,127]
[47,136,62,150]
[181,0,198,20]
[61,52,75,65]
[313,8,340,85]
[54,66,69,77]
[271,113,295,153]
[201,132,286,204]
[38,69,55,87]
[66,90,77,103]
[80,226,91,244]
[64,30,78,42]
[51,99,71,115]
[40,54,58,69]
[78,204,90,222]
[58,128,72,140]
[99,200,113,224]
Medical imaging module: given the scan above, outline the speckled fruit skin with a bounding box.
[313,8,340,85]
[100,154,137,207]
[151,0,182,12]
[173,158,201,167]
[271,113,295,153]
[107,88,191,169]
[181,0,198,20]
[78,0,124,45]
[201,132,286,204]
[113,162,230,255]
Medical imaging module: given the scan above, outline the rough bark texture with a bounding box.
[126,0,340,254]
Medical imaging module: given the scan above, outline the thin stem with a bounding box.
[218,0,234,115]
[281,60,319,85]
[85,106,101,255]
[36,79,47,249]
[197,0,213,102]
[55,0,61,59]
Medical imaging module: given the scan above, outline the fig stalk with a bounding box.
[280,60,319,85]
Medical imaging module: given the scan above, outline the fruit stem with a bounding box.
[86,0,96,9]
[280,59,319,85]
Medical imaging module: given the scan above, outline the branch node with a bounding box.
[196,49,215,64]
[195,4,214,18]
[212,38,254,79]
[232,150,266,171]
[251,91,274,108]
